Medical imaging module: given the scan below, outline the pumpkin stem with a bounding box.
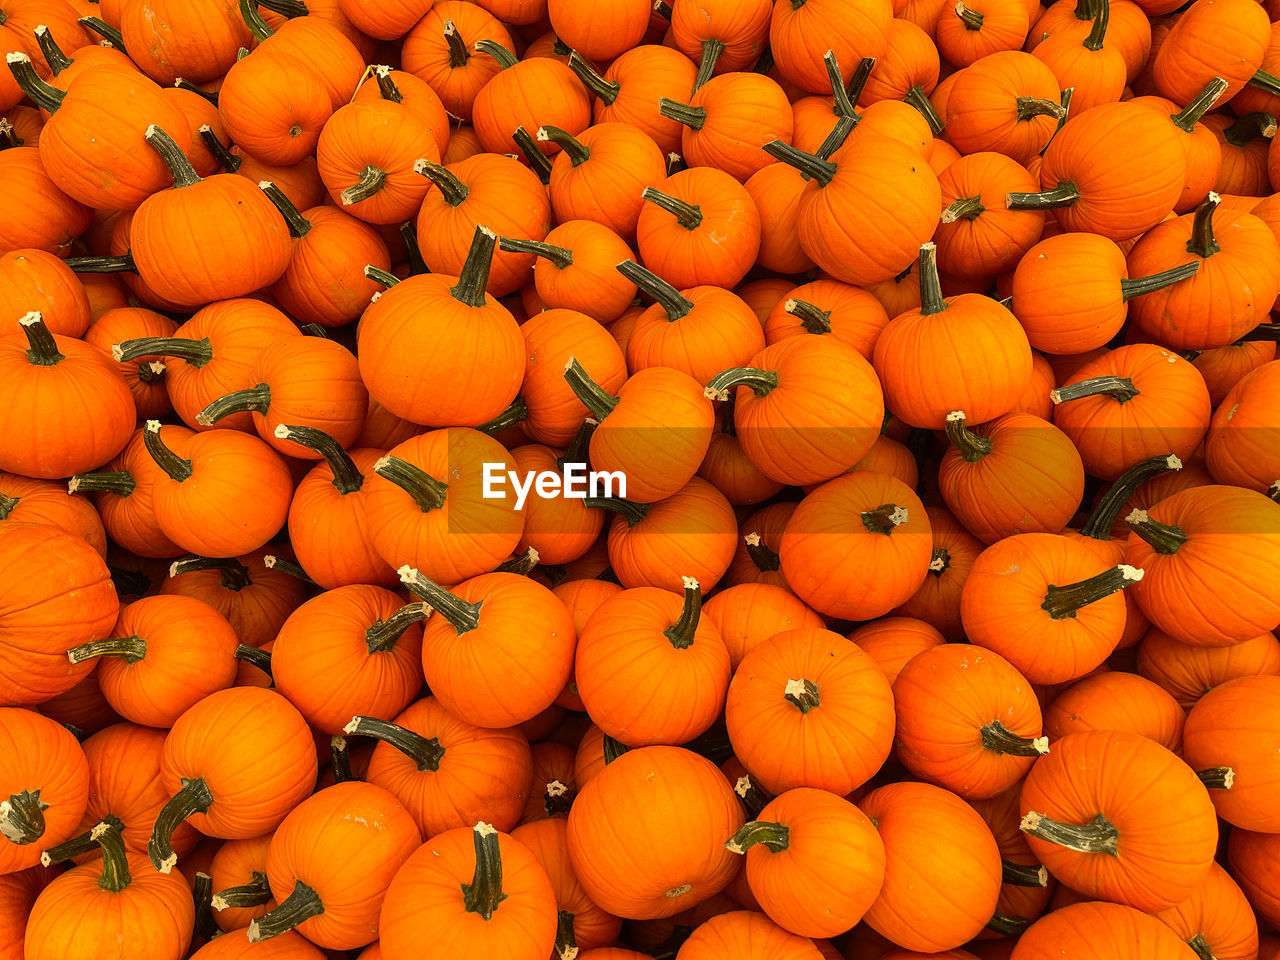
[138,361,166,384]
[1186,934,1217,960]
[451,225,498,307]
[618,259,693,320]
[1185,192,1221,258]
[663,577,703,650]
[733,774,773,819]
[1080,0,1109,50]
[743,532,781,572]
[955,1,984,27]
[784,298,832,334]
[512,126,553,184]
[211,871,271,911]
[498,236,574,269]
[114,335,212,366]
[258,181,312,238]
[1120,261,1200,300]
[654,0,673,18]
[198,126,241,171]
[1196,766,1234,790]
[85,820,131,894]
[986,913,1031,937]
[371,64,402,103]
[364,264,401,288]
[784,678,820,713]
[365,602,432,654]
[330,736,353,782]
[761,140,836,186]
[658,97,706,131]
[1079,454,1181,540]
[401,221,427,276]
[980,720,1049,756]
[555,910,578,960]
[693,38,724,92]
[149,777,214,872]
[373,455,448,512]
[640,186,704,230]
[17,312,63,366]
[725,820,790,855]
[904,84,945,135]
[704,366,780,401]
[557,419,597,474]
[442,19,470,67]
[234,643,272,679]
[1169,77,1228,132]
[266,555,313,581]
[1019,811,1119,856]
[1041,564,1143,620]
[1016,96,1067,121]
[398,566,482,635]
[1049,375,1140,405]
[496,547,540,575]
[928,547,951,577]
[343,715,445,771]
[861,503,909,534]
[196,383,271,426]
[602,734,628,763]
[1002,859,1048,887]
[583,495,650,527]
[65,253,137,274]
[65,635,147,666]
[478,396,530,435]
[248,880,325,942]
[258,0,310,15]
[1125,508,1188,555]
[178,80,220,106]
[0,493,17,520]
[79,16,125,49]
[275,424,365,495]
[0,118,22,149]
[538,124,591,165]
[4,53,65,113]
[462,822,509,920]
[1005,182,1081,211]
[145,125,202,188]
[340,164,387,206]
[414,158,470,206]
[1222,111,1277,148]
[237,0,274,40]
[564,52,618,105]
[944,410,991,462]
[474,38,518,70]
[40,813,126,865]
[142,420,193,483]
[941,196,985,223]
[916,242,947,316]
[169,555,252,590]
[564,358,620,420]
[0,789,47,845]
[667,151,686,175]
[33,25,74,76]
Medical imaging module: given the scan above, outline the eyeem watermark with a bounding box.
[482,462,627,510]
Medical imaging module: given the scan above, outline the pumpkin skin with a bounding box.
[724,502,796,590]
[336,0,432,40]
[517,221,637,323]
[675,910,823,960]
[378,823,557,960]
[1228,828,1280,931]
[518,741,579,822]
[542,124,667,242]
[1155,861,1258,960]
[471,46,592,160]
[520,307,627,447]
[1152,0,1269,107]
[161,553,304,652]
[548,0,649,59]
[945,52,1065,164]
[0,522,117,706]
[663,72,794,184]
[725,629,895,797]
[1018,730,1218,911]
[401,2,515,122]
[351,68,450,159]
[1010,900,1207,960]
[216,50,332,167]
[566,746,743,920]
[935,151,1044,279]
[770,0,892,93]
[1138,626,1280,709]
[191,929,324,959]
[207,833,274,933]
[858,781,1002,952]
[83,307,178,420]
[0,248,89,338]
[254,782,420,950]
[1182,675,1280,833]
[704,583,824,671]
[118,0,249,85]
[1044,671,1185,753]
[1124,485,1280,647]
[0,868,39,960]
[1192,340,1276,409]
[0,708,90,874]
[670,0,772,80]
[0,147,90,257]
[893,644,1048,799]
[762,279,889,360]
[0,472,105,556]
[848,617,946,685]
[1205,359,1280,492]
[780,472,932,621]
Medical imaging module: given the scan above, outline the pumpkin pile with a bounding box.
[4,0,1280,958]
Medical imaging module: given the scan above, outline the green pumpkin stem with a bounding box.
[86,820,131,893]
[4,53,64,112]
[618,259,693,320]
[1081,0,1109,50]
[1196,766,1235,790]
[956,1,984,27]
[641,186,703,230]
[211,871,271,911]
[658,97,706,132]
[1041,564,1143,620]
[364,264,400,288]
[1186,192,1222,258]
[558,418,597,472]
[145,125,202,188]
[248,880,325,942]
[944,411,992,462]
[369,64,402,103]
[602,734,628,763]
[511,126,552,184]
[784,298,832,334]
[340,165,387,207]
[451,225,497,307]
[373,455,448,512]
[980,720,1049,757]
[761,140,836,186]
[344,715,445,771]
[743,533,781,573]
[143,421,193,483]
[258,180,311,238]
[234,644,272,679]
[1186,933,1217,960]
[114,335,212,366]
[177,80,219,105]
[149,777,215,872]
[33,26,73,75]
[693,38,724,92]
[496,547,539,576]
[904,84,945,134]
[18,313,63,366]
[1222,111,1277,148]
[1016,96,1067,121]
[40,813,126,866]
[498,235,573,269]
[198,126,240,171]
[197,384,271,426]
[398,566,481,634]
[274,424,365,495]
[861,502,909,534]
[941,196,986,223]
[258,0,311,15]
[1020,811,1119,856]
[414,158,470,205]
[65,253,136,274]
[1002,859,1048,887]
[0,118,22,149]
[1169,77,1228,132]
[1005,182,1081,211]
[169,555,252,590]
[654,0,673,17]
[987,913,1031,937]
[1079,454,1181,540]
[663,578,703,650]
[443,19,470,67]
[461,823,509,920]
[705,366,780,400]
[563,358,620,420]
[929,547,951,577]
[1120,261,1200,300]
[733,774,773,819]
[78,16,125,49]
[0,493,17,520]
[725,820,790,855]
[1125,508,1188,554]
[263,554,313,583]
[1050,375,1140,405]
[538,124,591,165]
[330,736,353,783]
[238,0,274,40]
[66,635,146,666]
[365,602,432,654]
[555,910,578,960]
[917,242,947,315]
[0,789,47,845]
[401,221,427,275]
[564,52,618,105]
[478,396,530,435]
[474,38,518,69]
[583,496,650,527]
[784,678,820,713]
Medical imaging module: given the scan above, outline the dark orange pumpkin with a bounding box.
[568,45,698,156]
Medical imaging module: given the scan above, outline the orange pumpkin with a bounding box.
[944,52,1066,164]
[1137,626,1280,709]
[1011,900,1211,960]
[894,505,985,641]
[0,707,89,874]
[1154,861,1258,960]
[1044,670,1185,751]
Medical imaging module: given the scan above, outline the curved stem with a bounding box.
[1041,564,1142,620]
[398,566,481,635]
[79,16,125,49]
[499,236,573,269]
[258,181,311,238]
[955,1,984,27]
[66,635,146,665]
[451,225,497,307]
[1196,766,1234,790]
[275,425,364,494]
[89,820,131,893]
[1169,77,1228,132]
[583,495,650,527]
[65,253,136,274]
[941,196,985,224]
[1186,933,1217,960]
[340,165,387,206]
[538,124,590,165]
[365,602,431,654]
[443,19,469,67]
[602,734,628,763]
[917,242,946,315]
[371,64,402,103]
[258,0,311,14]
[146,125,202,188]
[198,126,240,171]
[364,264,400,288]
[0,790,47,845]
[474,38,517,70]
[743,533,781,573]
[663,578,702,650]
[512,126,552,184]
[1120,261,1199,300]
[1222,112,1277,148]
[143,421,192,482]
[563,358,620,420]
[980,720,1048,756]
[18,313,63,366]
[555,910,577,960]
[733,775,772,820]
[1020,811,1119,856]
[987,913,1030,937]
[461,823,508,919]
[658,98,706,131]
[41,814,126,866]
[4,54,65,113]
[211,872,271,911]
[234,643,272,679]
[149,777,214,872]
[138,361,166,384]
[784,678,820,713]
[1081,0,1109,50]
[169,555,252,590]
[904,85,944,135]
[724,820,789,855]
[330,737,353,783]
[1079,454,1181,540]
[478,396,529,435]
[784,298,831,334]
[374,455,448,512]
[197,384,271,426]
[1006,182,1081,211]
[618,259,692,320]
[565,52,617,104]
[114,335,212,365]
[705,366,779,400]
[343,715,444,772]
[178,80,219,106]
[400,221,427,276]
[34,26,73,76]
[1050,375,1139,405]
[641,186,702,229]
[1186,193,1221,258]
[1125,509,1188,555]
[414,159,470,205]
[496,547,539,576]
[1016,96,1066,121]
[944,410,991,462]
[693,38,724,92]
[762,140,836,186]
[248,880,324,942]
[1002,859,1048,887]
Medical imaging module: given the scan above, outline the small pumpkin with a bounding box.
[1011,900,1211,960]
[0,707,89,874]
[1137,626,1280,709]
[1043,671,1185,752]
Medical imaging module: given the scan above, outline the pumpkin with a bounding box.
[1154,861,1258,960]
[0,707,89,874]
[1044,671,1185,751]
[191,929,324,959]
[945,52,1066,164]
[658,72,793,183]
[0,147,90,256]
[859,781,1002,952]
[350,66,450,159]
[82,307,177,420]
[147,687,318,873]
[116,0,250,84]
[893,505,984,641]
[1137,626,1280,709]
[503,221,637,322]
[703,583,824,670]
[1152,0,1269,106]
[506,441,605,569]
[0,248,89,338]
[0,472,104,555]
[401,2,515,122]
[937,0,1032,67]
[567,47,697,158]
[566,745,743,919]
[215,47,332,167]
[770,0,892,94]
[1227,828,1280,931]
[378,823,557,960]
[848,617,945,685]
[935,152,1044,279]
[248,782,419,950]
[1190,339,1276,408]
[1130,83,1227,214]
[470,41,591,159]
[1206,359,1280,492]
[207,833,274,933]
[725,628,895,796]
[669,0,772,88]
[1018,729,1218,911]
[1010,900,1211,960]
[1030,0,1126,113]
[547,0,649,59]
[744,163,817,275]
[677,910,824,959]
[161,553,304,652]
